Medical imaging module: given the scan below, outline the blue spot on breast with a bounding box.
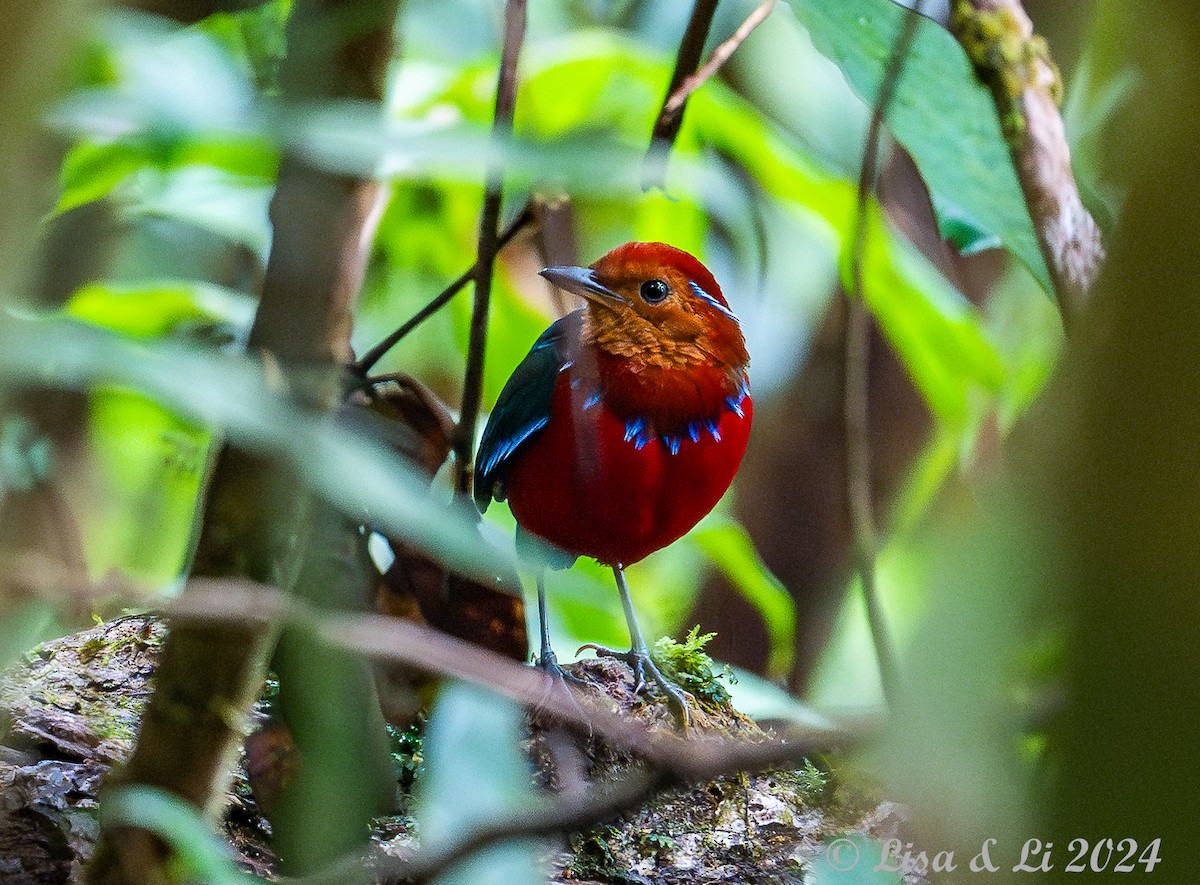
[662,434,681,455]
[623,416,647,444]
[687,421,701,443]
[703,417,721,442]
[582,389,601,411]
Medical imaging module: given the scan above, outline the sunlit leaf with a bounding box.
[86,388,211,585]
[855,208,1005,428]
[693,85,1005,428]
[66,280,254,338]
[0,315,504,583]
[689,518,796,680]
[788,0,1053,293]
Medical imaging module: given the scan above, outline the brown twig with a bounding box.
[662,0,776,117]
[352,203,535,376]
[453,0,528,497]
[845,1,926,711]
[948,0,1103,323]
[644,0,720,188]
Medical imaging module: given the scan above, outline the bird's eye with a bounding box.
[639,279,670,304]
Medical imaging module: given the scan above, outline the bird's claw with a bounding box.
[532,650,593,731]
[535,648,588,686]
[578,644,693,730]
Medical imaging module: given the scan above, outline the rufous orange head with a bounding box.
[539,242,749,374]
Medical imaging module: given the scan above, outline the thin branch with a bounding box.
[662,0,776,117]
[644,0,721,187]
[452,0,528,497]
[949,0,1103,324]
[162,580,853,771]
[161,578,857,885]
[352,203,534,376]
[845,1,926,710]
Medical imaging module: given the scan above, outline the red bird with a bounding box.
[474,242,751,724]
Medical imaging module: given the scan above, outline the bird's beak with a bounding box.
[539,265,625,307]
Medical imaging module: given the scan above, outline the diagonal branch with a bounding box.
[643,0,720,188]
[160,577,855,885]
[453,0,528,497]
[662,0,776,117]
[352,203,535,377]
[949,0,1103,324]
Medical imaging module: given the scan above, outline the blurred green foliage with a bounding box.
[0,0,1132,880]
[5,0,1069,741]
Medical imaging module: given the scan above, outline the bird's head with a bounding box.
[539,242,748,371]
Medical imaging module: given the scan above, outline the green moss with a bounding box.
[387,720,425,792]
[652,626,735,711]
[949,0,1065,144]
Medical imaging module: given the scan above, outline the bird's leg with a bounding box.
[582,565,693,729]
[534,569,584,685]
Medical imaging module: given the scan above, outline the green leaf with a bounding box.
[100,787,254,885]
[0,314,505,584]
[688,518,797,680]
[416,681,546,885]
[66,280,254,338]
[789,0,1053,294]
[86,388,211,585]
[854,208,1005,428]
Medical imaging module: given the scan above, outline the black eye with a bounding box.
[639,278,670,304]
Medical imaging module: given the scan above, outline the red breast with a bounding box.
[504,370,753,566]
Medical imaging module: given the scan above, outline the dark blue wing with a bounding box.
[474,310,582,513]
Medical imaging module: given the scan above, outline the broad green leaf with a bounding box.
[86,388,211,585]
[788,0,1053,294]
[198,0,293,92]
[56,138,275,216]
[101,787,253,885]
[0,314,505,584]
[689,518,796,680]
[416,681,546,885]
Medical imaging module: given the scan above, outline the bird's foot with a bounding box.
[532,648,593,731]
[578,644,693,730]
[535,647,588,686]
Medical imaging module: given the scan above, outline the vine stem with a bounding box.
[845,0,927,709]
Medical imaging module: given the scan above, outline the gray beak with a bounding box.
[539,266,625,306]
